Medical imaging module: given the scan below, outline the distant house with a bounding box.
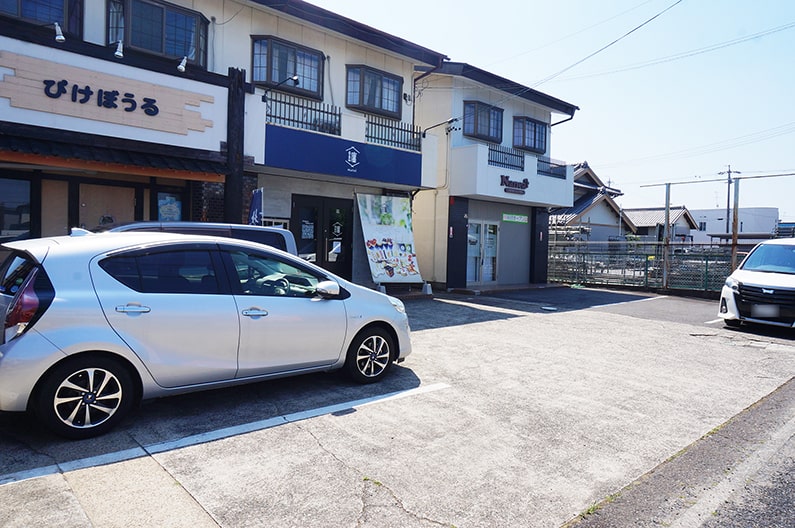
[623,206,698,243]
[548,162,636,241]
[689,207,778,244]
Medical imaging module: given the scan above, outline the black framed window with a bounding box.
[1,0,82,35]
[463,101,503,143]
[346,65,401,119]
[100,249,220,294]
[0,177,31,244]
[252,37,323,98]
[513,116,547,154]
[107,0,208,68]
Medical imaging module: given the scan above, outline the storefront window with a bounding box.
[0,178,31,243]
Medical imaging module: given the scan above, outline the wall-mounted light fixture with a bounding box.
[422,117,459,138]
[53,22,65,43]
[261,74,299,103]
[114,40,124,59]
[177,56,188,73]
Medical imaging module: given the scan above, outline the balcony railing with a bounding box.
[365,115,422,152]
[266,92,341,135]
[538,157,568,179]
[488,144,525,171]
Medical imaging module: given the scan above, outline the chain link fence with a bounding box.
[548,242,736,294]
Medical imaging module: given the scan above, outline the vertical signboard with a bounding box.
[357,194,423,284]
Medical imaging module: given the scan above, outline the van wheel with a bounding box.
[345,328,394,384]
[34,356,134,439]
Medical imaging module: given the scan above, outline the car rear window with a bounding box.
[0,252,36,296]
[230,228,288,251]
[100,250,221,294]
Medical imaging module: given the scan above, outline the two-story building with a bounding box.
[549,161,635,242]
[412,62,578,291]
[0,0,447,285]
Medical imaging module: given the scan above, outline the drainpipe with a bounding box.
[550,114,575,127]
[412,61,445,125]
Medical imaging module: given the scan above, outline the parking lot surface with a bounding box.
[1,287,794,527]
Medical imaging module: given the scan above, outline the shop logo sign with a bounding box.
[500,175,529,195]
[345,146,360,172]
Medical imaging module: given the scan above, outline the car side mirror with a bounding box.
[315,280,340,298]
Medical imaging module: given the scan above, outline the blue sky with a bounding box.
[307,0,795,221]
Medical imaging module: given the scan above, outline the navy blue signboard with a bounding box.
[264,125,421,187]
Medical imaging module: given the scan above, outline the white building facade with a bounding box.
[0,0,447,285]
[412,63,578,290]
[689,207,779,244]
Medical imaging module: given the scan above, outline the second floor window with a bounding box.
[1,0,83,35]
[513,117,547,154]
[346,66,401,119]
[252,37,323,98]
[463,101,503,143]
[107,0,208,68]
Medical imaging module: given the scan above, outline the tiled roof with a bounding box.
[623,207,693,228]
[0,135,227,177]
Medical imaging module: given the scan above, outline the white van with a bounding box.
[102,222,298,255]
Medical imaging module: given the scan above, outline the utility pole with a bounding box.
[718,165,741,235]
[731,178,740,270]
[663,183,671,289]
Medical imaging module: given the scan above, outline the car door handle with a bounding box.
[242,308,269,317]
[115,304,151,314]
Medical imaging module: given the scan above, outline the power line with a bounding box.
[530,0,684,88]
[485,0,658,69]
[550,20,795,82]
[598,121,795,169]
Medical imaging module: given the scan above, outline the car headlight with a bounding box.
[388,296,406,314]
[724,276,740,290]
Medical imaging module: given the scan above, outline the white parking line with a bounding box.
[591,295,668,308]
[704,318,724,325]
[0,382,450,485]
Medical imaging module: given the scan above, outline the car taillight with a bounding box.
[4,268,40,342]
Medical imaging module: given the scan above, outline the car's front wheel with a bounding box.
[724,318,742,328]
[345,327,394,384]
[33,356,135,439]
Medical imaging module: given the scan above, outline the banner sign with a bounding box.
[357,194,423,284]
[249,188,263,225]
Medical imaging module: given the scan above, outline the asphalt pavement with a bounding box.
[1,286,794,527]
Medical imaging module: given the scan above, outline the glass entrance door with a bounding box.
[466,221,498,284]
[291,195,353,280]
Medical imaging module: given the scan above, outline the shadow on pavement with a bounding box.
[405,287,657,332]
[0,365,421,479]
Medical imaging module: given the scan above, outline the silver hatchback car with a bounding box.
[0,230,411,438]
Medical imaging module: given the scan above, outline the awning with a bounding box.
[0,135,227,182]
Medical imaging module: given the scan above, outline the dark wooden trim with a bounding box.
[0,121,226,165]
[224,67,246,223]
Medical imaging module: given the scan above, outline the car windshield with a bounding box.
[741,243,795,274]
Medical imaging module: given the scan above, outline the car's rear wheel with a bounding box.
[345,327,394,384]
[34,356,135,439]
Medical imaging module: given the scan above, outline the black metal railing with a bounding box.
[365,115,421,151]
[538,157,567,178]
[488,144,525,171]
[266,92,341,135]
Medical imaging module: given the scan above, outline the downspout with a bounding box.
[412,59,446,282]
[550,114,575,127]
[412,60,445,125]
